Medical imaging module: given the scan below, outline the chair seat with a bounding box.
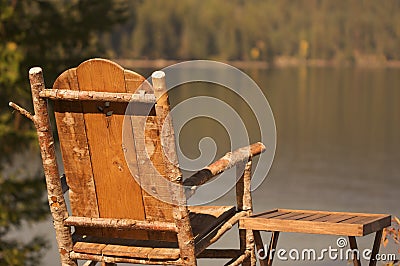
[188,205,236,242]
[239,208,391,236]
[71,206,236,261]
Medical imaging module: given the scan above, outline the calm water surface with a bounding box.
[21,67,399,265]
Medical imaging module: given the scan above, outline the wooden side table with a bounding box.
[239,209,391,266]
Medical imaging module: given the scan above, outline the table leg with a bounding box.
[254,231,267,266]
[266,231,280,266]
[369,229,383,266]
[348,236,361,266]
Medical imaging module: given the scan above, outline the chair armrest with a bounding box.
[183,142,266,198]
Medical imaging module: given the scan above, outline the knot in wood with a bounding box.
[51,200,60,208]
[59,248,69,255]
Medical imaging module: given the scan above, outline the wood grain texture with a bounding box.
[102,245,180,260]
[125,69,176,241]
[75,59,147,239]
[240,209,391,236]
[72,234,182,262]
[53,69,100,220]
[73,242,106,255]
[130,116,175,221]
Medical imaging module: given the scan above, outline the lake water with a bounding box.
[18,66,399,265]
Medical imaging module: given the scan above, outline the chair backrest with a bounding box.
[52,58,184,241]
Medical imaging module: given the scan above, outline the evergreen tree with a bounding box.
[0,1,128,264]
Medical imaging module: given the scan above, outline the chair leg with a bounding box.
[247,229,256,266]
[266,231,280,266]
[369,230,383,266]
[239,229,253,266]
[348,236,361,266]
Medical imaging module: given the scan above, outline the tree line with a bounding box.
[105,0,400,63]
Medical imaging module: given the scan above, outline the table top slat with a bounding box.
[239,209,391,236]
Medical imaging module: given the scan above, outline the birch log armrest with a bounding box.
[183,142,266,198]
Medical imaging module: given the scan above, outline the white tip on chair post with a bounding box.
[151,71,167,98]
[29,67,43,75]
[152,70,165,79]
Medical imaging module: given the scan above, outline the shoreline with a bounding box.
[115,57,400,69]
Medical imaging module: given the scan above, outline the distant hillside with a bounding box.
[102,0,400,63]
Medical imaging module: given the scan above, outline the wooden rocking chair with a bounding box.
[10,58,266,265]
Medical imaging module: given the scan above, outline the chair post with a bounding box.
[236,159,256,265]
[29,67,76,266]
[152,71,197,265]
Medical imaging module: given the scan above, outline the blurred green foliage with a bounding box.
[0,0,129,264]
[106,0,400,62]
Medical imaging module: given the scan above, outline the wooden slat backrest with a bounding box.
[52,59,179,240]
